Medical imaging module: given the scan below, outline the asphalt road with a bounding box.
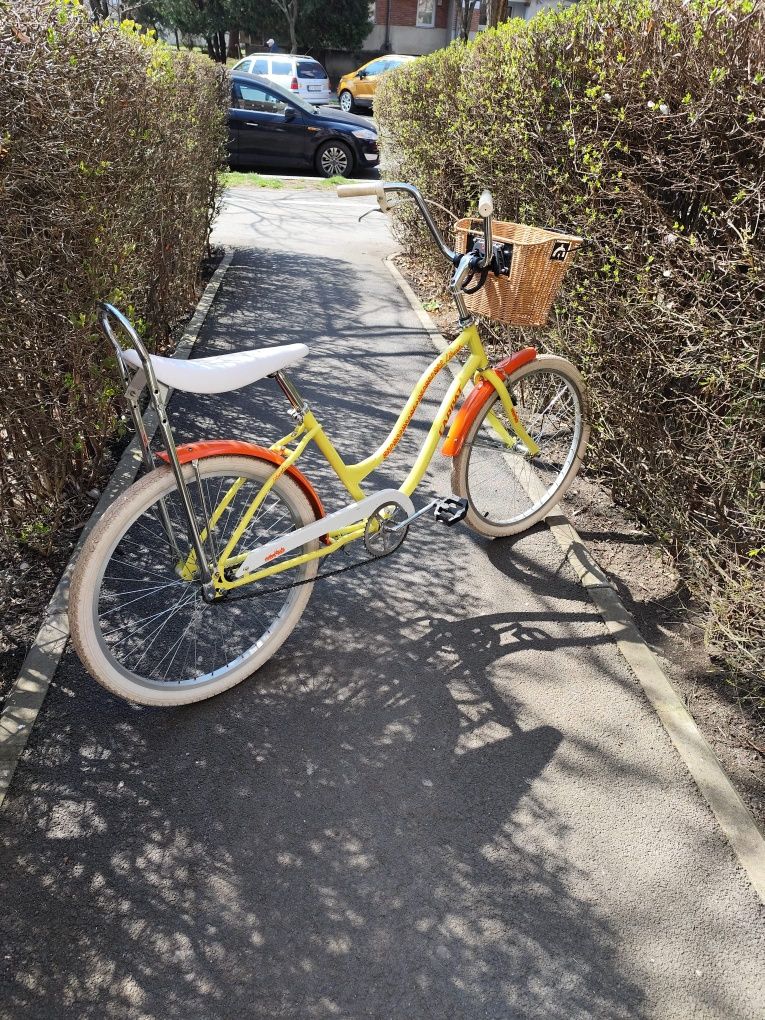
[1,188,763,1019]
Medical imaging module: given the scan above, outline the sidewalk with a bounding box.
[1,187,763,1019]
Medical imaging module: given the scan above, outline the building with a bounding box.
[362,0,577,56]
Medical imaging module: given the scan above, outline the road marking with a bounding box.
[386,253,765,905]
[0,250,234,810]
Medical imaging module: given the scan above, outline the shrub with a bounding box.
[0,0,228,544]
[376,0,764,700]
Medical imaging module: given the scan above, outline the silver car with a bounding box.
[231,54,332,106]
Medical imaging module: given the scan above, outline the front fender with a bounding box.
[156,439,326,526]
[441,347,537,457]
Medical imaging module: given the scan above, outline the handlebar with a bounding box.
[338,180,493,268]
[338,179,495,316]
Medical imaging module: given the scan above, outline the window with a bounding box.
[237,59,252,72]
[252,57,268,73]
[271,59,292,75]
[363,58,387,77]
[297,60,327,80]
[416,0,435,27]
[232,83,288,115]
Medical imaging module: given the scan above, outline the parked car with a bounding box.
[228,72,379,178]
[231,53,332,106]
[337,54,416,113]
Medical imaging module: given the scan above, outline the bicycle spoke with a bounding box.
[460,363,584,531]
[99,580,186,617]
[128,589,200,674]
[85,462,319,693]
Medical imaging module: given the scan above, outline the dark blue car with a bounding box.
[228,71,379,178]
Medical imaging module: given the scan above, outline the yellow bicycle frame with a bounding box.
[192,323,534,593]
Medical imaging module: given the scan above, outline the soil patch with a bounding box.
[393,253,765,827]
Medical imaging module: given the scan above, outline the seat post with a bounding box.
[272,371,309,419]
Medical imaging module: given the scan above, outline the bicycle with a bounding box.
[70,181,590,706]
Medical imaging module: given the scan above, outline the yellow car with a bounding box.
[337,54,416,114]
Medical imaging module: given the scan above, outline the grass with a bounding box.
[221,171,285,189]
[220,171,369,191]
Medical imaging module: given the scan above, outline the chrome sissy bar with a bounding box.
[98,303,215,596]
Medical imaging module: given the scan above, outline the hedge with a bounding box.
[0,0,228,546]
[375,0,764,701]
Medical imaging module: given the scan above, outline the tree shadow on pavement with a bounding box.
[1,243,725,1020]
[1,579,649,1019]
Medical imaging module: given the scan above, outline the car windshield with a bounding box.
[297,60,326,80]
[232,73,317,114]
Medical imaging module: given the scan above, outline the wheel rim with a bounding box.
[320,145,349,176]
[90,465,312,692]
[464,367,583,527]
[340,92,351,111]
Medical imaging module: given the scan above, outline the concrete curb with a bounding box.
[0,249,234,809]
[385,253,765,906]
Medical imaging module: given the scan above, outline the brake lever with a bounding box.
[358,206,384,222]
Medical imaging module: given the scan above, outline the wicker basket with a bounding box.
[454,218,582,326]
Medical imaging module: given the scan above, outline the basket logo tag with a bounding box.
[550,241,571,262]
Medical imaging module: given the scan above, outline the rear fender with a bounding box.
[441,348,537,457]
[156,440,327,536]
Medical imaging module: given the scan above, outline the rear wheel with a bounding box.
[339,90,355,113]
[316,139,353,178]
[70,456,319,706]
[452,356,589,537]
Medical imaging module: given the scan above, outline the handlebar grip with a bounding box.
[478,190,494,219]
[336,182,385,199]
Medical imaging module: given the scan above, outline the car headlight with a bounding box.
[351,128,377,141]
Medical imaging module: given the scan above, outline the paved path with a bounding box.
[1,188,763,1019]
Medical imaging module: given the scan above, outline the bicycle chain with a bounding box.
[209,540,401,605]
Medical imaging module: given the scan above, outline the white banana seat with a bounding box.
[120,343,309,395]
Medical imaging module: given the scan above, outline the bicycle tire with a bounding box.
[70,455,320,706]
[452,355,589,537]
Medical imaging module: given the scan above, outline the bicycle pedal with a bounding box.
[433,496,468,527]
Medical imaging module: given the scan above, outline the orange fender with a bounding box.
[441,347,537,457]
[156,440,327,534]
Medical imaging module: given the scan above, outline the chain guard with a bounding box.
[211,523,406,605]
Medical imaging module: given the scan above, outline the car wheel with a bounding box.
[315,140,353,178]
[339,90,355,113]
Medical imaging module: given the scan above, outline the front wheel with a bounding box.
[338,90,355,113]
[452,355,589,537]
[315,139,353,178]
[70,455,320,706]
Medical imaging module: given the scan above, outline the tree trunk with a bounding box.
[288,4,298,54]
[275,0,299,55]
[227,28,240,60]
[206,33,227,64]
[87,0,109,21]
[487,0,507,29]
[458,0,479,42]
